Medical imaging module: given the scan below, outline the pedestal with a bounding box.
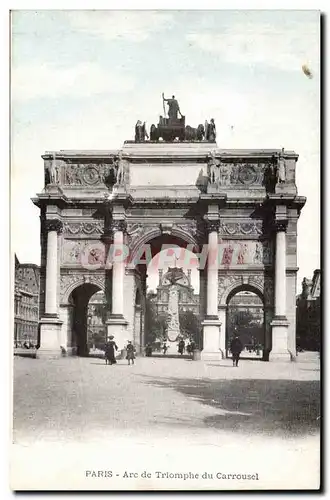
[269,317,290,361]
[37,317,63,359]
[201,318,223,360]
[106,315,128,354]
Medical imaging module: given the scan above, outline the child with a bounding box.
[126,340,136,365]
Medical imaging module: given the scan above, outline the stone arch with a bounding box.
[226,283,264,305]
[218,275,265,306]
[129,226,199,264]
[60,274,106,304]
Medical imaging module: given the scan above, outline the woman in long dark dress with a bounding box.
[105,336,118,365]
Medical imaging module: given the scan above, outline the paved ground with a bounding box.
[11,353,321,490]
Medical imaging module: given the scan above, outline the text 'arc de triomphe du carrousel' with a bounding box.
[32,94,306,361]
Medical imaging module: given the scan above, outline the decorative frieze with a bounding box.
[219,221,263,236]
[62,162,115,186]
[63,221,104,236]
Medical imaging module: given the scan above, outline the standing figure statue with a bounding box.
[277,147,286,183]
[205,118,216,142]
[47,152,59,184]
[162,93,182,121]
[115,151,129,186]
[135,120,149,142]
[207,150,220,185]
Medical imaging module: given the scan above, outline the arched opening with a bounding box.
[226,287,265,360]
[69,283,106,356]
[87,290,107,354]
[143,236,201,356]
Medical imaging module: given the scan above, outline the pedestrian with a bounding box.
[126,340,136,365]
[178,339,185,355]
[145,344,152,357]
[105,335,118,365]
[162,343,168,355]
[230,335,243,367]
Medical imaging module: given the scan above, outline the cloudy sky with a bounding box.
[11,10,320,292]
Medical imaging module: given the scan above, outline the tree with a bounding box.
[145,296,167,345]
[179,311,202,347]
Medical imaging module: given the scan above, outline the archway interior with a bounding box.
[143,236,200,354]
[70,283,103,356]
[226,288,264,359]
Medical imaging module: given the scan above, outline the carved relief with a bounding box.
[218,275,241,303]
[219,240,272,266]
[63,221,104,236]
[60,273,105,301]
[126,223,145,246]
[63,163,113,186]
[219,221,263,236]
[62,239,105,266]
[208,160,270,188]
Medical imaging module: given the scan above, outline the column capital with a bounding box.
[111,220,127,233]
[45,219,63,234]
[274,219,288,232]
[205,219,220,233]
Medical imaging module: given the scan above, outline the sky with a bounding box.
[11,10,320,293]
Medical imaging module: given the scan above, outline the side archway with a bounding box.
[224,283,265,360]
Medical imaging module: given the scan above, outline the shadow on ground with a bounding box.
[139,375,320,437]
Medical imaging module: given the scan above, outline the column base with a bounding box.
[201,319,223,361]
[106,315,129,354]
[270,317,291,362]
[37,317,63,359]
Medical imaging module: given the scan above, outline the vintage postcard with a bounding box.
[10,9,321,491]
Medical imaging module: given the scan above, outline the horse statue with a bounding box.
[184,124,205,141]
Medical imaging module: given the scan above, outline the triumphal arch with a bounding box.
[33,100,305,361]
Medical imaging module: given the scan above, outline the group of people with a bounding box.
[104,336,136,366]
[104,334,245,367]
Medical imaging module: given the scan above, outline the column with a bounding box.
[270,220,290,361]
[201,220,223,360]
[38,219,63,357]
[206,227,219,317]
[112,224,125,316]
[107,220,128,352]
[45,222,61,315]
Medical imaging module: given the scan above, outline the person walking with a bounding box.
[162,343,168,355]
[145,344,152,357]
[230,335,243,367]
[178,339,185,355]
[105,335,118,365]
[126,340,136,365]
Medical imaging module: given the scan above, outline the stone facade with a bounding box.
[33,141,305,360]
[14,254,40,346]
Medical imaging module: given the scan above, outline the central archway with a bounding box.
[131,232,201,355]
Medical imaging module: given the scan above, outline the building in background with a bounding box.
[14,254,40,346]
[296,269,321,351]
[147,268,199,317]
